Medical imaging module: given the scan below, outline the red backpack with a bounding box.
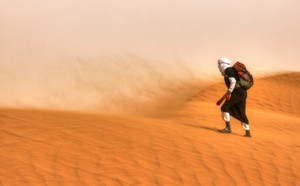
[233,62,254,90]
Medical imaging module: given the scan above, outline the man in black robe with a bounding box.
[216,58,251,137]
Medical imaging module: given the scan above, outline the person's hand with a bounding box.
[226,94,231,101]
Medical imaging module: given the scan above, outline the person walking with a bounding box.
[216,58,252,137]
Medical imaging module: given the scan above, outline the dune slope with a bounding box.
[0,72,299,185]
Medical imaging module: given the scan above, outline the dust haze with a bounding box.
[1,0,300,116]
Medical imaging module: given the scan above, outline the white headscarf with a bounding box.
[218,58,231,76]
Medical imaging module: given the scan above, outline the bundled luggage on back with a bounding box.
[233,62,254,90]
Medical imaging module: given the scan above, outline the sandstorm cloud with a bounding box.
[0,0,299,114]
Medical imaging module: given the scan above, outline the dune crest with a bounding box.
[191,72,300,116]
[0,72,299,185]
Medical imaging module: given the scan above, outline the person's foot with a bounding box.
[222,127,231,133]
[244,130,252,137]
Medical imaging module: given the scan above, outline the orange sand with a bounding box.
[0,72,299,185]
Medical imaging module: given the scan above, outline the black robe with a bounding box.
[221,67,249,124]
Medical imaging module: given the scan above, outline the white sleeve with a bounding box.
[228,77,236,93]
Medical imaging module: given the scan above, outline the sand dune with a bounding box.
[0,72,299,185]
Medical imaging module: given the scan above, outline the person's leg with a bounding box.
[221,112,231,133]
[228,102,251,137]
[222,90,251,136]
[221,98,239,133]
[241,122,251,137]
[239,92,251,137]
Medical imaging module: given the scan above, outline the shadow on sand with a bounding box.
[181,123,242,137]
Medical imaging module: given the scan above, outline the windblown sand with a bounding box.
[0,72,299,185]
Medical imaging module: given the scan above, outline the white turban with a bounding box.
[218,58,231,76]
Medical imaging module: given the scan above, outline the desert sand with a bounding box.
[0,72,299,186]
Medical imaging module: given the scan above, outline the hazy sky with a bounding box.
[1,0,300,70]
[1,0,300,112]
